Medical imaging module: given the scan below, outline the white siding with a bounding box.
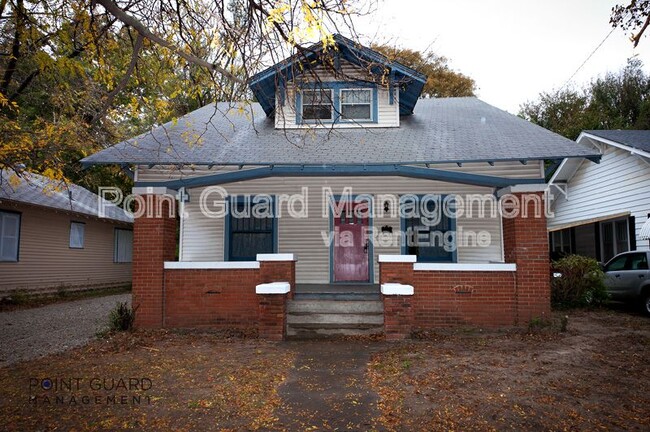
[138,161,543,284]
[549,146,650,250]
[274,60,400,129]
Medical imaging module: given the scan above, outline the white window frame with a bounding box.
[0,210,21,262]
[339,88,373,121]
[301,89,334,121]
[69,221,85,249]
[114,228,133,263]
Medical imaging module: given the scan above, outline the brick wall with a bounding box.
[410,269,516,327]
[133,195,177,328]
[164,269,260,328]
[380,262,517,330]
[260,260,296,300]
[502,192,551,323]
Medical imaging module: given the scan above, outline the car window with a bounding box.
[628,253,649,270]
[605,255,628,272]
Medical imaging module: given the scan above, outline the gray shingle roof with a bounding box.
[82,97,599,167]
[583,130,650,153]
[0,170,132,223]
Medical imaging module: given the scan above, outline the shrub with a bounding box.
[551,254,608,308]
[108,302,137,331]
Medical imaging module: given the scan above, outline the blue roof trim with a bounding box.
[134,164,544,190]
[81,155,597,169]
[248,34,427,117]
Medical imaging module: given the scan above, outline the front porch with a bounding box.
[131,188,551,340]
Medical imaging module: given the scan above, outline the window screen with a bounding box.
[401,197,455,263]
[302,89,333,120]
[69,222,85,249]
[341,89,372,120]
[114,229,133,263]
[0,211,20,261]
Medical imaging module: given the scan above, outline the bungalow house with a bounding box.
[0,170,133,297]
[548,130,650,263]
[82,35,599,339]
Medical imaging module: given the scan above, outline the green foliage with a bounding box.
[519,58,650,140]
[551,255,609,309]
[372,44,476,98]
[108,302,136,332]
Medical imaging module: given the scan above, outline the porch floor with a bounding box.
[294,284,381,301]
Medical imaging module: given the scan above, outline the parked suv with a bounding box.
[603,251,650,315]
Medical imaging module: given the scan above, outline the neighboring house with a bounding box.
[0,170,133,297]
[548,130,650,263]
[82,35,598,339]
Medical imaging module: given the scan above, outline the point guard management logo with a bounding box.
[98,185,555,221]
[28,377,153,406]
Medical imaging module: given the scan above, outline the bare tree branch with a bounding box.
[94,0,245,85]
[632,13,650,46]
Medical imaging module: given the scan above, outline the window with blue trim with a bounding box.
[227,197,276,261]
[400,195,456,263]
[297,82,377,124]
[341,89,372,120]
[302,89,333,120]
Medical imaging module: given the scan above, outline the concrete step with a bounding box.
[293,293,381,301]
[286,297,384,339]
[295,284,380,294]
[287,312,384,325]
[287,323,384,339]
[287,300,383,314]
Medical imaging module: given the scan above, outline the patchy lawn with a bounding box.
[0,331,294,431]
[369,310,650,431]
[0,310,647,431]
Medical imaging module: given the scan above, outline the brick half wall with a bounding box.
[411,270,517,328]
[164,269,261,329]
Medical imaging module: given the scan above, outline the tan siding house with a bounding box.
[0,171,133,296]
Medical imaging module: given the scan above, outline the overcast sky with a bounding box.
[355,0,650,113]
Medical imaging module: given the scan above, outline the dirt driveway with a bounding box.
[0,309,648,431]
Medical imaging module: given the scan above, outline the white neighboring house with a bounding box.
[548,130,650,263]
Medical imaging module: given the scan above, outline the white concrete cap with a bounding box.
[381,283,414,296]
[256,282,291,294]
[378,255,417,263]
[256,254,297,261]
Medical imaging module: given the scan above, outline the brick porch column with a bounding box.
[132,188,177,328]
[256,254,296,340]
[500,188,551,323]
[379,255,416,340]
[256,282,290,340]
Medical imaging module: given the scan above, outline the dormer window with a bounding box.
[341,89,372,120]
[297,83,377,125]
[302,89,333,120]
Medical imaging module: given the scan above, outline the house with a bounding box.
[82,35,599,339]
[548,130,650,263]
[0,170,133,297]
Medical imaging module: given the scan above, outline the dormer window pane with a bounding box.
[341,89,371,120]
[302,89,333,120]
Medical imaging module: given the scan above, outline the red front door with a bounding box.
[333,201,369,282]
